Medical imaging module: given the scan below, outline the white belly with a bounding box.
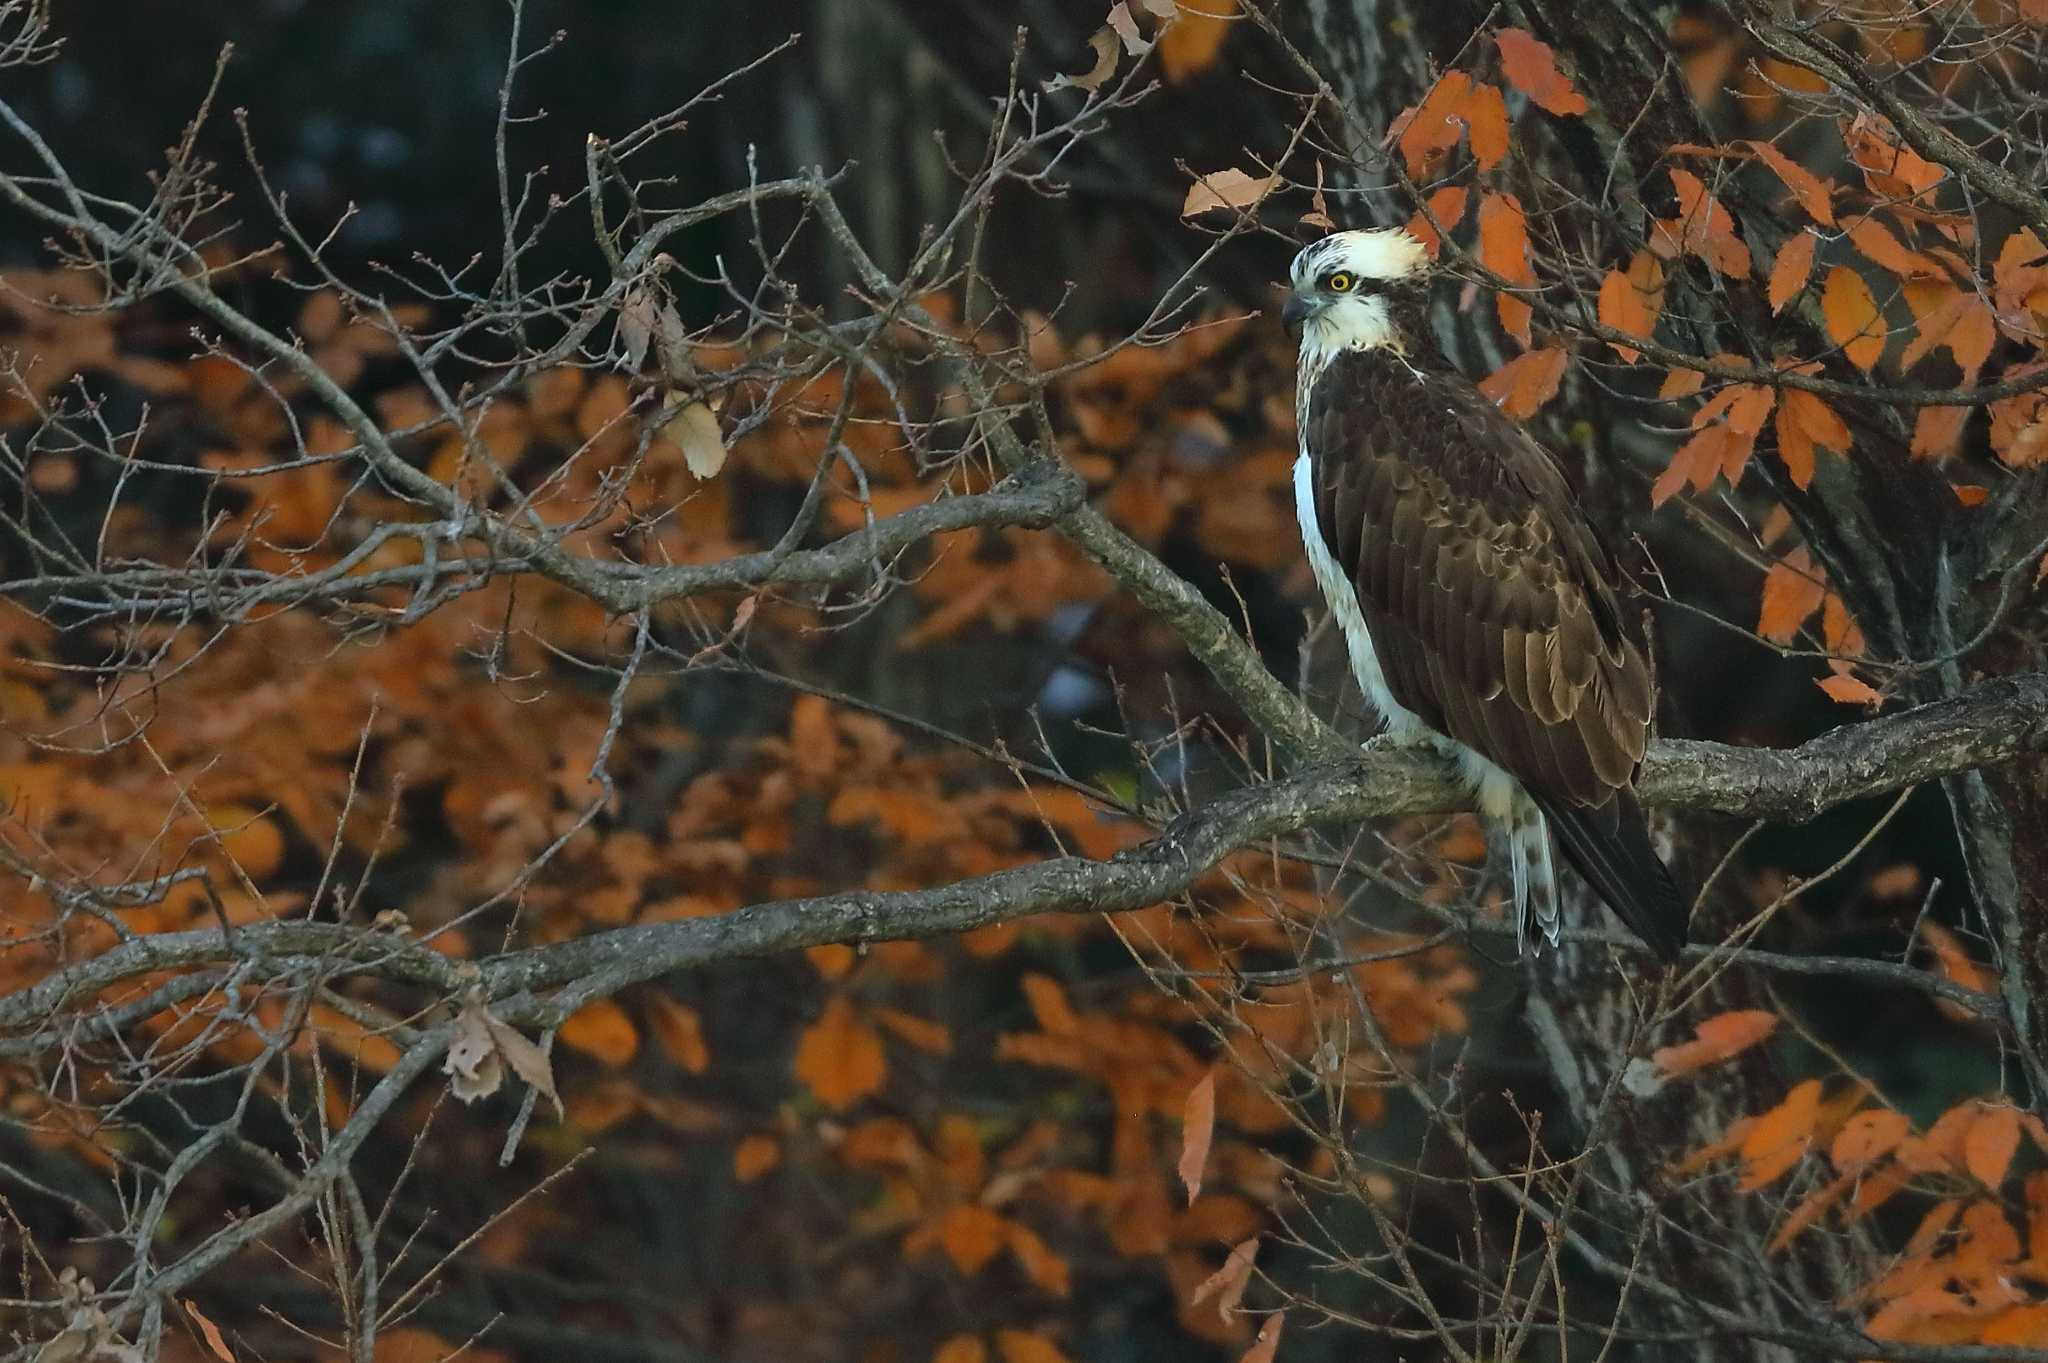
[1291,452,1520,821]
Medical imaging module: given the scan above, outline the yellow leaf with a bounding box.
[793,996,887,1111]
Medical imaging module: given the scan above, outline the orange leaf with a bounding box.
[994,1328,1072,1363]
[794,996,888,1111]
[935,1336,990,1363]
[874,1006,953,1055]
[1833,1109,1911,1172]
[1847,1161,1912,1219]
[1021,973,1082,1035]
[1922,921,1993,1012]
[1495,29,1589,115]
[1821,266,1885,371]
[1759,546,1826,643]
[1403,186,1471,260]
[647,995,710,1074]
[1768,1168,1856,1254]
[1663,168,1750,278]
[2027,1171,2048,1261]
[1157,0,1238,82]
[1597,251,1664,362]
[1818,670,1884,707]
[1659,366,1706,400]
[1392,71,1478,178]
[1985,1305,2048,1347]
[1768,231,1817,314]
[1478,192,1535,347]
[1844,112,1945,203]
[1912,405,1968,461]
[734,1133,781,1182]
[930,1204,1011,1275]
[1478,347,1568,419]
[1652,1009,1778,1076]
[1967,1105,2023,1187]
[1462,81,1512,171]
[560,998,639,1067]
[1738,1078,1821,1190]
[184,1301,236,1362]
[1746,140,1837,226]
[1180,1071,1217,1206]
[1007,1221,1072,1296]
[1773,402,1815,489]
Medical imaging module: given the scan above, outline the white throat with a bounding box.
[1295,293,1403,413]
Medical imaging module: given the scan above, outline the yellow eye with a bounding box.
[1326,271,1355,292]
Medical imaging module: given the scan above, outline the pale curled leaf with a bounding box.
[1044,27,1119,92]
[660,394,729,479]
[1190,1237,1259,1319]
[1182,167,1280,218]
[1239,1313,1284,1363]
[445,999,504,1103]
[444,998,562,1116]
[1106,1,1150,55]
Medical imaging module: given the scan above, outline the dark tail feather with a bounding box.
[1530,790,1688,962]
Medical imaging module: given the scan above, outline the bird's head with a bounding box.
[1283,228,1432,358]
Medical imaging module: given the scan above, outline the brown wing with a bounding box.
[1305,349,1653,808]
[1305,348,1685,958]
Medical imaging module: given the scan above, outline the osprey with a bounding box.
[1284,227,1686,960]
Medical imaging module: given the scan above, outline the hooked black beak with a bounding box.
[1280,292,1313,338]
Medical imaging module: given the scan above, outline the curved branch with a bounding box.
[6,671,2040,1055]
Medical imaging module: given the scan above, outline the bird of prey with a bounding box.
[1283,227,1686,960]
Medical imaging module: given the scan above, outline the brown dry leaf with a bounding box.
[1967,1104,2023,1187]
[1301,161,1335,231]
[658,395,728,479]
[1768,231,1817,314]
[1652,1010,1778,1076]
[1495,28,1589,115]
[1044,26,1120,92]
[445,998,562,1117]
[647,995,710,1074]
[1759,546,1826,643]
[183,1301,235,1362]
[1478,346,1568,418]
[1821,265,1885,370]
[1183,168,1280,218]
[794,996,888,1111]
[1180,1071,1217,1206]
[1239,1313,1284,1363]
[560,998,639,1067]
[618,287,657,371]
[1190,1237,1259,1319]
